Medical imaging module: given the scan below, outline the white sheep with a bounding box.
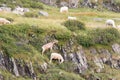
[50,53,64,64]
[60,6,68,13]
[68,16,77,20]
[106,19,116,28]
[41,40,58,55]
[0,18,10,25]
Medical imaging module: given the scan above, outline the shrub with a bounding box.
[55,31,72,41]
[91,28,120,45]
[77,34,95,47]
[24,12,39,18]
[77,27,120,47]
[63,20,85,31]
[30,2,44,9]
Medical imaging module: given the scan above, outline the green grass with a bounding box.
[0,3,120,80]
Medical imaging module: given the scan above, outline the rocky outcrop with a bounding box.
[0,74,4,80]
[0,51,37,79]
[93,56,104,73]
[40,0,120,12]
[112,43,120,54]
[1,34,120,80]
[61,45,88,74]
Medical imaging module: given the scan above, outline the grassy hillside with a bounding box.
[0,2,120,80]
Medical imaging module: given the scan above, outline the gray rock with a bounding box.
[90,48,97,54]
[0,7,11,12]
[39,11,49,17]
[68,46,88,73]
[93,56,104,72]
[98,49,111,60]
[11,57,20,77]
[0,74,4,80]
[93,18,103,22]
[40,62,48,73]
[112,43,120,54]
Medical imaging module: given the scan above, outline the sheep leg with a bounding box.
[50,47,53,51]
[58,59,61,64]
[50,57,52,63]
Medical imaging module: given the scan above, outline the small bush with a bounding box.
[30,2,44,9]
[77,34,95,47]
[24,12,39,18]
[55,31,72,41]
[91,28,120,45]
[63,20,85,31]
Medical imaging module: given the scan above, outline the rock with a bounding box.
[93,18,103,22]
[30,62,36,80]
[68,46,88,73]
[39,11,49,17]
[0,7,11,12]
[60,1,68,6]
[90,48,97,54]
[12,6,30,15]
[98,49,111,61]
[61,47,68,61]
[11,57,19,77]
[0,74,4,80]
[40,62,48,73]
[16,60,26,76]
[93,56,104,72]
[112,43,120,54]
[0,51,6,70]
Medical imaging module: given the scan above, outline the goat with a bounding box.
[50,53,64,64]
[41,40,58,55]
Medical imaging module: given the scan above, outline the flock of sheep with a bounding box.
[60,6,120,29]
[0,6,119,64]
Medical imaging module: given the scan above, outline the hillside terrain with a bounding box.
[0,0,120,80]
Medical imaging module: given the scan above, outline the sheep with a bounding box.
[106,19,116,28]
[0,18,10,25]
[68,16,77,20]
[41,40,58,55]
[50,53,64,64]
[60,6,68,13]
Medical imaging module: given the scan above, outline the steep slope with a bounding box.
[0,1,120,80]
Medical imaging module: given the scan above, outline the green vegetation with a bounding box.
[63,20,85,31]
[77,28,120,47]
[0,1,120,80]
[0,0,44,9]
[24,12,39,18]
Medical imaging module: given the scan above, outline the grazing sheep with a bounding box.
[106,19,116,28]
[41,40,58,55]
[0,18,10,25]
[117,25,120,29]
[50,53,64,64]
[60,6,68,13]
[68,16,77,20]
